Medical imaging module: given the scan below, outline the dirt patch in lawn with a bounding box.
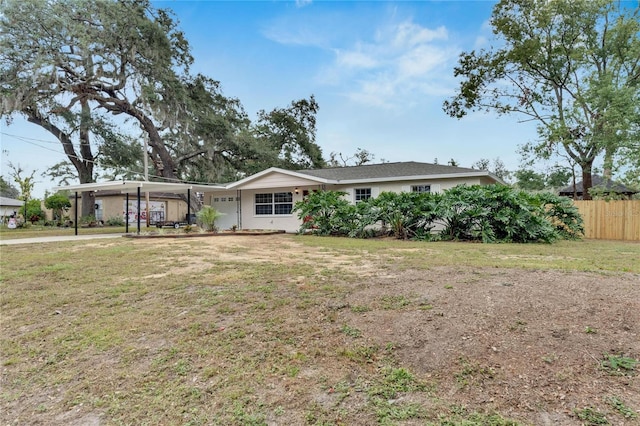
[1,235,638,425]
[339,267,639,425]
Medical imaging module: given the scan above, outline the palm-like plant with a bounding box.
[196,206,224,232]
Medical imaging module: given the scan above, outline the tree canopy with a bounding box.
[1,0,325,211]
[444,0,640,199]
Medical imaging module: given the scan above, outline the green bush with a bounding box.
[196,206,224,232]
[370,191,440,240]
[44,193,71,222]
[105,216,125,226]
[295,185,583,243]
[25,199,45,223]
[295,190,349,235]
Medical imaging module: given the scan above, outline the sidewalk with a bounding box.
[0,234,124,245]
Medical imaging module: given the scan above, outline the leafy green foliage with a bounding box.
[370,191,440,240]
[601,354,637,376]
[574,407,609,425]
[295,185,583,243]
[444,0,640,199]
[25,199,44,223]
[44,193,71,222]
[196,206,224,232]
[293,191,355,235]
[0,176,19,198]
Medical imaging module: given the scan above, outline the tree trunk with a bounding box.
[581,164,593,200]
[602,144,615,181]
[78,99,95,218]
[81,191,95,220]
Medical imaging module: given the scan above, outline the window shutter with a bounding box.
[401,185,410,192]
[431,184,441,193]
[371,187,380,198]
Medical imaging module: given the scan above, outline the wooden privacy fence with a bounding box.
[573,200,640,241]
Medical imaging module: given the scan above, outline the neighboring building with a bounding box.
[203,162,504,233]
[0,196,23,222]
[559,175,639,200]
[67,191,190,224]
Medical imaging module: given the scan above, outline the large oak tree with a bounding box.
[1,0,324,213]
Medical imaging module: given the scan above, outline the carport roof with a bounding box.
[52,180,225,194]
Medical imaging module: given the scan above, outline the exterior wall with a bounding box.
[204,190,240,231]
[68,195,187,223]
[331,177,484,203]
[239,187,310,233]
[203,176,494,233]
[238,172,322,190]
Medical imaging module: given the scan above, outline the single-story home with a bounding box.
[559,175,639,199]
[203,161,503,233]
[0,196,23,222]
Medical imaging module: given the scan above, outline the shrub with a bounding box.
[295,186,583,243]
[370,191,439,240]
[196,206,224,232]
[105,216,125,226]
[25,199,45,223]
[294,190,351,236]
[44,193,71,221]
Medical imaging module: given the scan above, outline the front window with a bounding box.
[255,192,293,215]
[412,185,431,193]
[355,188,372,203]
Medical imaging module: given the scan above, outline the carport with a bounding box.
[52,181,224,235]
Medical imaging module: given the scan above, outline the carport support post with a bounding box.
[187,188,191,224]
[74,192,78,236]
[125,193,129,234]
[137,187,141,234]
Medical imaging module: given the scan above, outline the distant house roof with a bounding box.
[559,175,638,197]
[0,197,23,207]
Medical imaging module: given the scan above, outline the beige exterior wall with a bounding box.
[203,175,492,233]
[238,172,322,190]
[68,194,188,223]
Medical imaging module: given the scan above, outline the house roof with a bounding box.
[226,162,502,189]
[52,180,225,194]
[559,175,638,195]
[76,190,185,199]
[0,197,23,207]
[297,161,493,182]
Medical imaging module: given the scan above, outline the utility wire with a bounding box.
[1,131,217,186]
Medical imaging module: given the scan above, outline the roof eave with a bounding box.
[330,171,503,185]
[225,167,330,189]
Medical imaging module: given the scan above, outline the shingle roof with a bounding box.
[559,175,638,195]
[297,161,482,181]
[0,197,23,207]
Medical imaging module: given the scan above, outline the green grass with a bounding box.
[1,233,638,425]
[294,236,640,273]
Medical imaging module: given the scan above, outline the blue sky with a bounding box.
[1,0,544,198]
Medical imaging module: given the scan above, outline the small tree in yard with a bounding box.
[25,199,44,224]
[44,193,71,224]
[196,206,224,232]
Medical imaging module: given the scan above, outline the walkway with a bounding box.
[0,234,124,246]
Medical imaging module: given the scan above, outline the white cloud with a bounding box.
[335,47,378,69]
[323,19,457,109]
[296,0,312,7]
[389,22,447,48]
